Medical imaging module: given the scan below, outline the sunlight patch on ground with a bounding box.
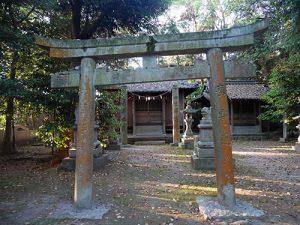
[151,153,188,158]
[233,151,298,156]
[235,188,293,198]
[235,176,300,186]
[142,181,217,193]
[182,173,215,178]
[134,194,174,202]
[159,158,190,163]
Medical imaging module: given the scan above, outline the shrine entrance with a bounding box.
[36,19,268,210]
[135,97,163,136]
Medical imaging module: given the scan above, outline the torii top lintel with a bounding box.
[36,20,268,59]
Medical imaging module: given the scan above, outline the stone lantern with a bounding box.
[292,114,300,152]
[179,102,199,149]
[191,107,215,169]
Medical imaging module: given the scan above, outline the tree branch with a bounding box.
[17,6,36,25]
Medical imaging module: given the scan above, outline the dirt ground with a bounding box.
[0,140,299,225]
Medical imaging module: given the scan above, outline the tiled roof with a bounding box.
[226,82,267,99]
[126,80,198,92]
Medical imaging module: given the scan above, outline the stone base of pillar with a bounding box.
[191,154,215,169]
[69,148,102,158]
[106,141,121,151]
[279,138,286,142]
[59,154,110,171]
[60,142,109,171]
[294,142,300,152]
[179,137,194,149]
[170,142,179,146]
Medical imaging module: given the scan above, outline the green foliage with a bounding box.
[60,0,170,38]
[260,52,300,122]
[95,89,123,147]
[184,80,205,103]
[35,122,72,149]
[171,0,233,32]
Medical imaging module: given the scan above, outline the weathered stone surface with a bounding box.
[180,104,195,149]
[50,60,256,88]
[75,57,96,209]
[120,86,128,145]
[172,85,180,145]
[49,201,110,219]
[294,142,300,152]
[69,148,101,158]
[36,20,268,59]
[179,138,194,149]
[196,196,264,220]
[191,107,215,169]
[208,48,235,207]
[292,114,300,151]
[106,142,121,151]
[59,154,109,171]
[191,154,215,169]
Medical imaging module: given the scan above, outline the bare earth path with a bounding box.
[0,141,299,225]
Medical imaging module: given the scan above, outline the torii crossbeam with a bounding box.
[36,20,268,209]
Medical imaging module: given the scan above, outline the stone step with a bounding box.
[135,125,163,136]
[134,140,165,145]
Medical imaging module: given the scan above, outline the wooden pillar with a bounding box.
[172,85,180,144]
[253,100,257,125]
[162,97,166,134]
[258,101,262,133]
[181,91,185,133]
[132,98,136,136]
[120,86,128,144]
[75,57,96,209]
[230,100,234,134]
[207,48,236,207]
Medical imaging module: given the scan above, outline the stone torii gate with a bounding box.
[36,20,268,209]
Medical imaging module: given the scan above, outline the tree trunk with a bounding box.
[1,98,16,154]
[1,52,18,155]
[70,0,83,39]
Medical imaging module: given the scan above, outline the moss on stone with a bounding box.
[146,37,157,53]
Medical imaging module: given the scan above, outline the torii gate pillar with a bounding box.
[208,48,235,207]
[75,57,96,208]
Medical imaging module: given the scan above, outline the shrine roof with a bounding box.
[191,80,267,101]
[126,80,198,92]
[226,81,267,99]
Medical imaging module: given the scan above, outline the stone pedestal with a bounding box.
[171,85,180,145]
[179,114,194,149]
[292,115,300,152]
[294,142,300,152]
[191,107,215,169]
[106,128,121,151]
[59,124,109,171]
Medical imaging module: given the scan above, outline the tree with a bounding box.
[0,0,73,154]
[0,0,170,154]
[229,0,300,123]
[171,0,233,32]
[57,0,170,39]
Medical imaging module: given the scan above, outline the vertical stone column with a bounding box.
[162,97,166,135]
[230,100,234,134]
[132,99,136,136]
[172,85,180,145]
[142,56,157,68]
[75,57,96,209]
[120,86,128,145]
[207,48,236,207]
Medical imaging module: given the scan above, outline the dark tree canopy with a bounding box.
[65,0,170,39]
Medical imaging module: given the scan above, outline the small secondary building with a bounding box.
[191,80,268,138]
[125,80,267,140]
[126,80,197,137]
